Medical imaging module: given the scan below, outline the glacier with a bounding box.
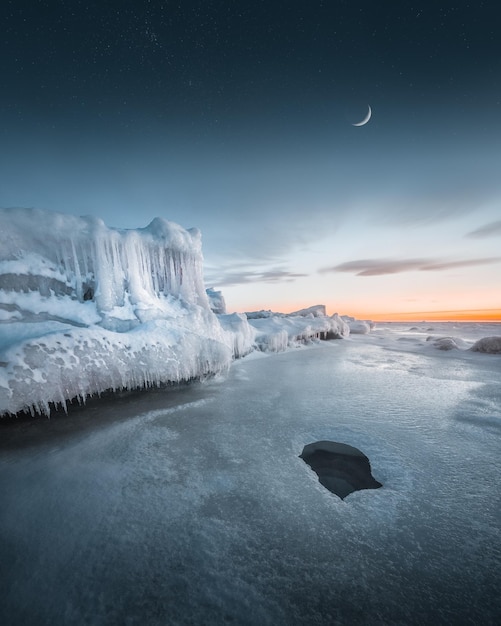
[0,209,348,416]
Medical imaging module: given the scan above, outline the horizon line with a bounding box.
[338,308,501,323]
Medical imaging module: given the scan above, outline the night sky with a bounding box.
[2,1,501,319]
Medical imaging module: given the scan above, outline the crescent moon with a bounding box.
[352,105,372,127]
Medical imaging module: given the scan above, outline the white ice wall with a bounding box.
[0,209,354,416]
[0,209,231,415]
[0,208,209,317]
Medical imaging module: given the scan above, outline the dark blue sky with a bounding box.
[2,1,500,316]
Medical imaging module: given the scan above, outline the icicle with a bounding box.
[70,238,83,300]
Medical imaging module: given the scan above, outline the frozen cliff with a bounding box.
[0,209,352,416]
[0,208,233,415]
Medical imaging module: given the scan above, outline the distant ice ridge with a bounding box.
[341,314,375,335]
[381,323,501,354]
[0,209,351,416]
[245,307,349,352]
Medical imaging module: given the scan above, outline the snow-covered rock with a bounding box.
[0,209,354,416]
[249,312,348,352]
[347,320,372,334]
[218,313,255,359]
[425,335,469,351]
[470,336,501,354]
[0,208,232,415]
[341,315,374,334]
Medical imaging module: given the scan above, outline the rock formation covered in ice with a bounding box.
[0,208,232,415]
[341,315,374,334]
[470,336,501,354]
[0,208,209,318]
[248,313,349,352]
[0,209,354,416]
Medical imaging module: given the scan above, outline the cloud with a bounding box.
[465,220,501,238]
[420,258,501,271]
[205,266,308,287]
[320,258,429,276]
[319,257,501,276]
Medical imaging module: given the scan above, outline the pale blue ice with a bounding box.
[1,327,500,625]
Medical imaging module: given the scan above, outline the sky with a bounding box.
[1,0,500,321]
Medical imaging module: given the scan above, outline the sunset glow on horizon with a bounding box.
[341,309,501,323]
[2,3,500,324]
[252,301,501,324]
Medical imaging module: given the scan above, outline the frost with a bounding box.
[0,209,230,415]
[0,208,356,416]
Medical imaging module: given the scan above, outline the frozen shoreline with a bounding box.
[1,333,500,625]
[0,209,350,416]
[1,208,500,417]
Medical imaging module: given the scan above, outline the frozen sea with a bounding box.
[1,323,500,625]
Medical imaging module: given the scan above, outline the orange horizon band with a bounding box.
[343,309,501,323]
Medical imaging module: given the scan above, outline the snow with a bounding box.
[1,208,499,418]
[288,304,327,317]
[0,208,231,415]
[341,314,374,334]
[248,313,349,352]
[217,313,255,359]
[0,209,353,416]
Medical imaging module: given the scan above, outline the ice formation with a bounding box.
[470,336,501,354]
[206,288,227,315]
[3,208,498,418]
[248,313,349,352]
[0,209,351,416]
[341,315,374,334]
[0,209,232,415]
[244,305,349,352]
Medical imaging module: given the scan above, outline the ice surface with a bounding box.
[1,326,500,625]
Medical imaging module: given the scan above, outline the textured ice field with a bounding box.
[1,325,500,625]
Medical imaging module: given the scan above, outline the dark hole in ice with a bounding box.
[299,441,382,499]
